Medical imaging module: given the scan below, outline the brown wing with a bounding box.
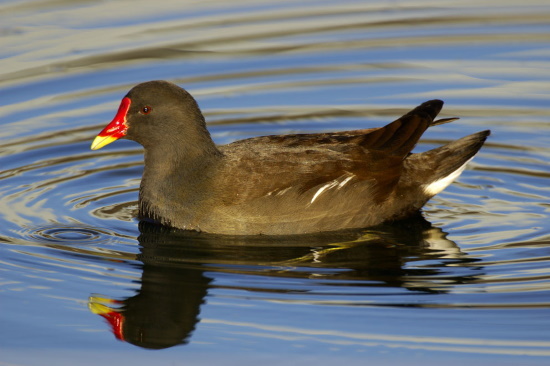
[217,99,443,202]
[215,102,441,210]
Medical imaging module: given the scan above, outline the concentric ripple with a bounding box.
[28,226,109,243]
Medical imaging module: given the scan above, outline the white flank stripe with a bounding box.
[423,157,474,196]
[338,175,354,189]
[310,180,339,204]
[276,187,292,196]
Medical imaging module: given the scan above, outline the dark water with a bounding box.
[1,0,550,365]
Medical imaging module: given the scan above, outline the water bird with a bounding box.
[91,80,489,235]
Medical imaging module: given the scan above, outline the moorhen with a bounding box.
[91,80,489,235]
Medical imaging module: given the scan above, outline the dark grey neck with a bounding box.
[138,133,223,227]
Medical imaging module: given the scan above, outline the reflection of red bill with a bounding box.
[88,295,125,341]
[91,97,131,150]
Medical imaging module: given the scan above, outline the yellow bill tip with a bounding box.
[91,135,118,150]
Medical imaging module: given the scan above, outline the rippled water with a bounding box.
[1,0,550,365]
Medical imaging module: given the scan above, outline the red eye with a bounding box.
[141,106,152,115]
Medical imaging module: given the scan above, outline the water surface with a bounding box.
[1,0,549,365]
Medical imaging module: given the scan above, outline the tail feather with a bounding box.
[431,117,459,126]
[363,99,444,157]
[406,130,490,196]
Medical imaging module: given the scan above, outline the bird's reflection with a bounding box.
[89,214,481,349]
